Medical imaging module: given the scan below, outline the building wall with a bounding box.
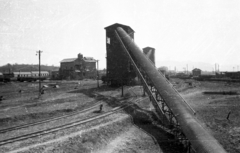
[60,62,75,71]
[60,54,96,80]
[83,62,96,79]
[51,71,59,79]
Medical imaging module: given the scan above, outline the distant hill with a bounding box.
[0,64,59,73]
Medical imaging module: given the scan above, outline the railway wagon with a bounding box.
[2,72,14,82]
[2,71,49,82]
[0,72,3,82]
[14,72,32,82]
[31,71,49,81]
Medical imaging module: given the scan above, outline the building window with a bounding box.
[107,37,110,44]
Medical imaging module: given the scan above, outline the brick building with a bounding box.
[59,53,97,80]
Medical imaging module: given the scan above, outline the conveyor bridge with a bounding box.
[115,27,227,153]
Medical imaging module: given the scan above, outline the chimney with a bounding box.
[78,53,83,59]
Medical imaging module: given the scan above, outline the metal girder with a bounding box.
[115,27,227,153]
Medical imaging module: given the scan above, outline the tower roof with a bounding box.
[143,47,155,50]
[104,23,134,32]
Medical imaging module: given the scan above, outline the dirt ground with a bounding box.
[0,80,167,153]
[172,78,240,153]
[0,79,237,153]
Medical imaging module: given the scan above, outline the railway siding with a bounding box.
[1,112,128,153]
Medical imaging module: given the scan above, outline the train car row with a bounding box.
[0,71,49,82]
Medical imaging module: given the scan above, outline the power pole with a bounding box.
[36,50,43,97]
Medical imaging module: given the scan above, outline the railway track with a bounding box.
[0,103,130,147]
[0,85,138,151]
[0,101,103,134]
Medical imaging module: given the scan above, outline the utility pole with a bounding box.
[97,60,99,88]
[36,50,43,97]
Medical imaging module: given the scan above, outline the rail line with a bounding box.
[0,84,146,149]
[0,103,130,147]
[0,85,124,133]
[0,101,103,134]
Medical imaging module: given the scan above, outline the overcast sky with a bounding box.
[0,0,240,71]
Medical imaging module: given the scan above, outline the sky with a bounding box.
[0,0,240,71]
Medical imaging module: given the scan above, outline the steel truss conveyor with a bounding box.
[115,27,226,153]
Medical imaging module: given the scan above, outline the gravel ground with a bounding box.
[172,78,240,153]
[0,103,112,141]
[6,112,162,153]
[0,81,104,130]
[4,113,130,153]
[0,81,195,153]
[95,126,161,153]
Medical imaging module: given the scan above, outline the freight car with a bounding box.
[0,72,3,82]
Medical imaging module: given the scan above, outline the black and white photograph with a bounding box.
[0,0,239,152]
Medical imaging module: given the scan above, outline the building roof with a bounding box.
[12,71,49,75]
[13,72,31,75]
[31,71,49,74]
[143,47,155,50]
[192,68,201,71]
[83,57,97,62]
[84,57,94,60]
[104,23,135,32]
[60,58,77,63]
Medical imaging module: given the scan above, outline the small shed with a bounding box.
[192,68,201,77]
